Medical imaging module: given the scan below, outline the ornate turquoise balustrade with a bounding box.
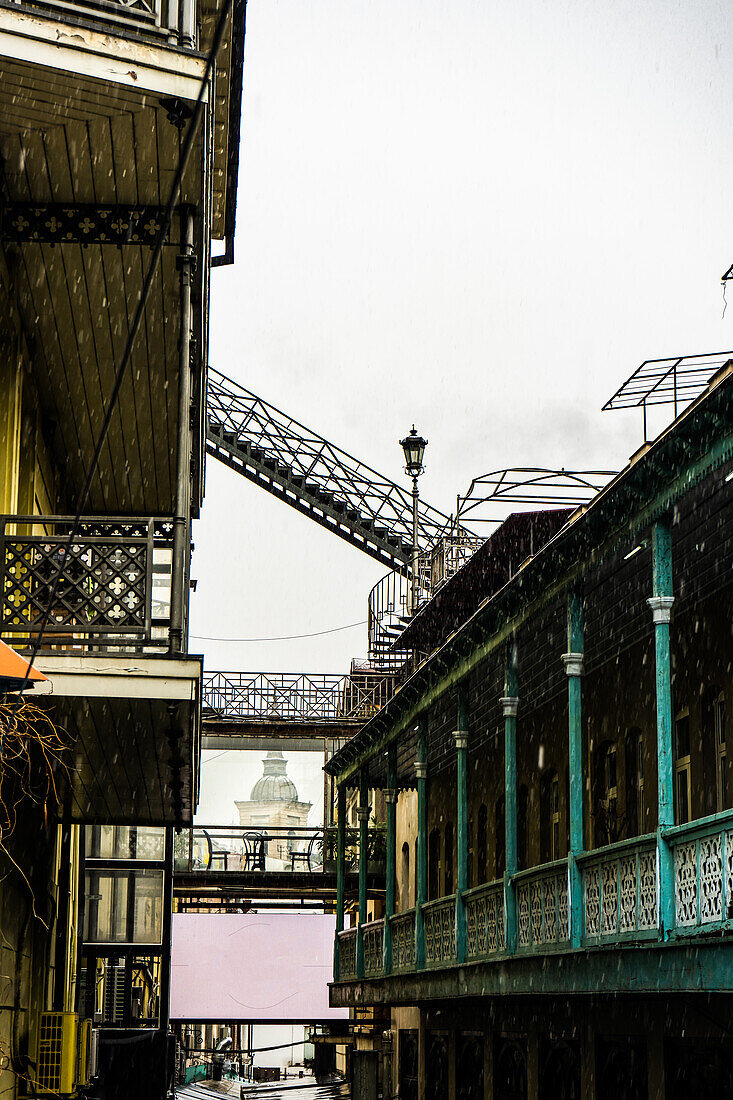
[579,835,658,944]
[362,919,385,976]
[664,810,733,934]
[514,860,569,950]
[390,909,416,972]
[464,880,505,960]
[423,895,456,966]
[337,928,357,980]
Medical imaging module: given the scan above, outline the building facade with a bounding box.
[0,0,244,1090]
[326,366,733,1100]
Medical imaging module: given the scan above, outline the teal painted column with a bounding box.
[334,783,346,981]
[648,519,675,936]
[501,644,519,954]
[383,745,397,974]
[562,589,585,948]
[454,689,469,964]
[356,770,370,978]
[415,723,428,969]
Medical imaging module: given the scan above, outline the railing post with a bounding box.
[334,784,346,982]
[648,518,675,937]
[383,746,397,975]
[415,723,428,969]
[454,688,469,964]
[563,589,585,948]
[356,771,370,979]
[170,208,194,655]
[501,642,519,954]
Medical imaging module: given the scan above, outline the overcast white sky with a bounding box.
[192,0,733,817]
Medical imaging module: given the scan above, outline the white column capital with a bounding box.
[500,696,519,718]
[562,652,585,677]
[453,730,468,751]
[647,595,675,625]
[383,788,398,804]
[414,760,428,781]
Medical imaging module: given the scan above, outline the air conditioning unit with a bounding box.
[76,1018,93,1087]
[36,1012,78,1095]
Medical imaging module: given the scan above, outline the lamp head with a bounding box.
[400,426,427,477]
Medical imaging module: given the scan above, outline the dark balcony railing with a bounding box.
[202,671,395,723]
[173,826,325,874]
[0,516,176,653]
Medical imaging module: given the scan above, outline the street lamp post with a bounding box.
[399,426,428,615]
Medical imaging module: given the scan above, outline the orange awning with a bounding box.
[0,639,48,690]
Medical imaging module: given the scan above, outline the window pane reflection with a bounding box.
[84,869,163,944]
[86,826,165,861]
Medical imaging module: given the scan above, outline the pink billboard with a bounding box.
[170,912,347,1021]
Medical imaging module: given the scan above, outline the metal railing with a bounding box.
[202,670,395,722]
[665,812,733,933]
[423,895,456,966]
[173,826,324,874]
[515,860,569,950]
[0,516,176,653]
[337,928,357,981]
[362,919,384,976]
[464,880,505,960]
[579,835,658,943]
[390,909,416,972]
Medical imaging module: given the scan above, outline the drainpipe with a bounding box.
[649,518,675,936]
[171,209,194,655]
[383,745,397,974]
[501,642,519,954]
[563,589,585,948]
[454,688,469,964]
[334,784,346,982]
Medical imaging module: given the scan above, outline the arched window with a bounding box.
[592,740,618,846]
[444,821,454,895]
[494,798,505,879]
[400,842,410,909]
[715,692,727,813]
[540,770,560,863]
[477,804,488,884]
[467,812,474,890]
[428,828,441,900]
[625,727,644,837]
[414,839,418,904]
[675,712,691,825]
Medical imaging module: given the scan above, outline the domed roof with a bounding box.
[250,750,299,802]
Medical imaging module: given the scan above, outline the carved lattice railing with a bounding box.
[464,880,505,960]
[202,670,395,722]
[422,895,456,966]
[515,860,569,950]
[0,516,174,652]
[665,811,733,932]
[362,919,384,976]
[390,909,416,972]
[579,836,657,943]
[337,928,357,981]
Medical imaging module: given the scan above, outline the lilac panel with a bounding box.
[170,912,347,1021]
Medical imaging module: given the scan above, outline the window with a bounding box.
[625,728,644,837]
[716,694,727,813]
[400,842,410,909]
[593,741,618,846]
[494,798,505,879]
[477,804,488,884]
[467,813,474,890]
[444,822,454,895]
[85,826,165,862]
[428,828,441,900]
[675,713,691,825]
[540,771,560,863]
[517,786,529,871]
[84,869,164,945]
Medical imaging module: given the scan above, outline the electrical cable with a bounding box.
[190,620,367,642]
[4,0,235,720]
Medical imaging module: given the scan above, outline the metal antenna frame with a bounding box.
[456,468,616,525]
[602,351,733,442]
